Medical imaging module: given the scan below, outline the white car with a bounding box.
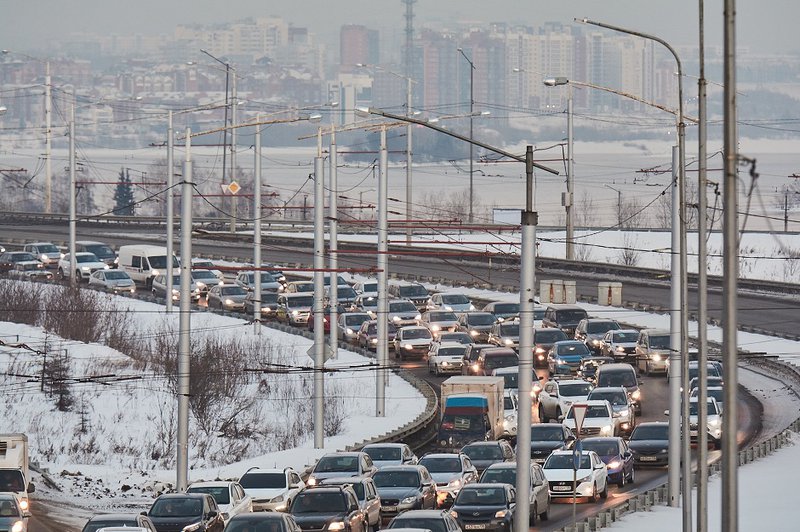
[561,399,619,438]
[7,260,53,281]
[690,385,724,413]
[151,273,201,302]
[427,341,467,375]
[502,391,518,438]
[238,467,305,512]
[23,241,62,268]
[235,271,283,293]
[190,258,225,281]
[588,386,636,435]
[688,396,723,449]
[426,292,475,312]
[538,379,593,423]
[88,269,136,294]
[543,450,608,502]
[191,269,223,295]
[387,299,421,327]
[419,310,460,337]
[186,480,253,523]
[393,325,433,360]
[352,279,378,298]
[57,252,109,281]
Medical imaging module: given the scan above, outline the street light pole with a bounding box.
[68,103,76,287]
[406,76,413,244]
[376,125,389,417]
[457,48,476,224]
[44,61,52,214]
[254,115,262,331]
[230,73,238,233]
[313,138,325,449]
[566,86,574,259]
[176,127,192,492]
[604,184,622,225]
[329,125,339,359]
[166,111,174,313]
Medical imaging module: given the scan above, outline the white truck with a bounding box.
[0,433,34,512]
[437,376,504,451]
[117,245,179,288]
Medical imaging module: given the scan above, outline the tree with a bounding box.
[113,167,135,215]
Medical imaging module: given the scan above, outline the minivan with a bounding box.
[595,363,642,414]
[542,304,589,337]
[117,245,179,288]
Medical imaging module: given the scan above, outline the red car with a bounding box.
[308,305,346,333]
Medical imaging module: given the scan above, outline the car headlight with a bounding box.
[505,414,517,422]
[346,328,354,335]
[449,510,458,518]
[431,324,441,331]
[12,521,24,532]
[371,338,378,344]
[196,281,206,288]
[615,408,630,418]
[172,288,180,295]
[607,460,621,470]
[592,339,602,346]
[708,418,722,428]
[41,254,48,261]
[631,390,641,400]
[271,494,285,502]
[81,266,91,271]
[535,346,545,353]
[472,363,479,371]
[328,521,346,531]
[401,496,417,504]
[225,298,235,305]
[494,510,509,518]
[415,314,422,320]
[448,477,463,488]
[404,344,413,350]
[652,354,662,362]
[504,338,514,346]
[152,269,160,276]
[222,511,230,520]
[292,310,300,316]
[17,499,28,512]
[616,345,626,352]
[392,315,401,322]
[600,424,614,435]
[182,522,203,532]
[307,476,317,486]
[577,475,591,484]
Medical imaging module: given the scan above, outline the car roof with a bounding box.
[635,421,669,427]
[420,453,461,460]
[643,328,670,335]
[462,441,503,447]
[550,379,588,386]
[240,468,287,475]
[611,328,640,334]
[492,366,519,374]
[580,436,624,443]
[363,442,408,449]
[597,363,636,372]
[573,399,611,408]
[546,304,585,310]
[321,476,372,485]
[553,340,585,345]
[321,451,365,457]
[157,492,208,500]
[375,465,425,472]
[86,513,144,521]
[589,386,628,394]
[188,480,235,488]
[391,509,450,518]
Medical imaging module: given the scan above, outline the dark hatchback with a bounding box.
[449,483,516,532]
[147,493,223,532]
[580,436,635,487]
[81,513,157,532]
[628,422,670,467]
[289,485,368,532]
[225,511,302,532]
[526,424,575,464]
[372,465,437,522]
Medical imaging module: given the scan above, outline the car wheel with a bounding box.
[628,467,635,484]
[592,483,599,503]
[529,503,537,526]
[600,481,608,499]
[57,268,65,280]
[617,471,626,488]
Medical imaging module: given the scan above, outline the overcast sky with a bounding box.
[2,0,797,55]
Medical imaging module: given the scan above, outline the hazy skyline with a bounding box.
[2,0,798,56]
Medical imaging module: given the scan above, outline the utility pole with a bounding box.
[313,133,325,449]
[166,111,174,313]
[230,73,237,233]
[565,86,574,260]
[668,146,681,507]
[254,115,262,331]
[376,125,388,417]
[785,192,790,233]
[68,103,76,286]
[44,61,52,213]
[176,127,192,492]
[405,76,413,244]
[457,48,476,224]
[329,126,339,359]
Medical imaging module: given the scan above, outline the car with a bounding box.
[689,375,724,393]
[501,392,518,438]
[492,366,543,402]
[323,274,351,288]
[307,452,378,486]
[487,321,519,350]
[276,293,314,326]
[561,400,619,437]
[207,283,248,311]
[118,245,179,288]
[537,379,593,423]
[372,465,438,521]
[580,437,636,488]
[458,441,515,474]
[547,340,592,375]
[435,332,474,346]
[289,484,368,532]
[58,252,109,281]
[308,305,344,333]
[541,304,589,337]
[576,356,614,383]
[635,329,671,375]
[352,294,378,317]
[587,386,636,435]
[222,512,302,532]
[146,492,224,532]
[525,424,576,464]
[244,291,280,318]
[285,280,315,293]
[236,271,283,293]
[88,269,135,294]
[389,283,430,310]
[362,443,419,470]
[574,318,621,354]
[75,241,117,268]
[426,293,474,313]
[680,360,722,384]
[357,320,398,351]
[384,509,461,532]
[479,462,550,525]
[532,328,568,368]
[23,242,62,268]
[687,397,723,449]
[337,312,372,343]
[595,363,642,414]
[481,301,519,322]
[186,480,253,523]
[0,494,28,532]
[7,260,52,282]
[388,299,422,327]
[327,285,358,307]
[238,467,305,512]
[0,252,38,275]
[151,273,201,301]
[393,326,433,360]
[418,311,460,338]
[448,483,515,532]
[628,422,670,466]
[319,477,382,530]
[690,386,725,412]
[417,453,478,508]
[460,344,496,376]
[352,280,378,298]
[472,347,518,377]
[456,312,496,342]
[190,258,225,281]
[427,342,467,376]
[191,269,223,295]
[599,328,640,361]
[542,450,608,502]
[80,513,156,532]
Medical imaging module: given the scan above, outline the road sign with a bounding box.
[227,181,241,195]
[572,402,588,437]
[307,344,335,362]
[572,439,583,471]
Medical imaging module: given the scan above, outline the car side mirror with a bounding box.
[27,483,35,494]
[557,415,564,422]
[141,511,148,516]
[594,463,604,470]
[289,483,300,489]
[208,510,218,518]
[566,434,576,442]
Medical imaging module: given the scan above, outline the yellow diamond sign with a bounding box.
[227,181,241,195]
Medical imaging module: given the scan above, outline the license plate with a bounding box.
[533,458,546,463]
[639,456,658,462]
[465,525,487,530]
[382,506,397,512]
[553,486,571,491]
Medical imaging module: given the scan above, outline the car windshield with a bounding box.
[390,301,417,313]
[192,270,217,280]
[83,518,136,532]
[456,486,506,505]
[76,253,100,263]
[556,310,588,322]
[559,383,593,397]
[345,315,370,326]
[193,260,214,268]
[419,457,461,473]
[260,293,279,304]
[581,441,620,456]
[398,285,428,297]
[486,355,518,370]
[149,498,203,517]
[9,253,36,262]
[315,455,359,472]
[338,287,357,298]
[292,283,314,292]
[388,518,445,532]
[36,244,60,253]
[589,391,628,406]
[631,425,669,441]
[84,244,114,257]
[463,445,503,460]
[597,372,637,388]
[429,311,458,322]
[613,332,639,342]
[441,294,469,305]
[500,373,519,389]
[544,454,591,470]
[403,329,431,340]
[535,330,567,343]
[440,414,484,433]
[373,471,420,488]
[587,321,619,334]
[649,335,671,349]
[567,405,609,419]
[481,467,515,485]
[503,396,516,410]
[490,303,518,315]
[187,485,230,504]
[258,272,277,282]
[364,446,401,461]
[148,255,179,269]
[361,283,378,292]
[438,347,466,357]
[440,333,472,344]
[556,343,590,356]
[292,492,345,513]
[289,296,314,307]
[239,472,285,489]
[104,271,130,280]
[221,286,247,296]
[500,324,519,336]
[689,402,718,416]
[531,426,566,441]
[465,313,494,325]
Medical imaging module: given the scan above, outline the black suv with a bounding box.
[147,493,223,532]
[389,283,430,310]
[542,304,589,337]
[290,485,368,532]
[574,318,621,354]
[461,344,496,376]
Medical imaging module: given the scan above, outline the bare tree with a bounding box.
[575,190,596,227]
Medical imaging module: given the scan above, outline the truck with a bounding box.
[117,245,179,288]
[0,433,34,512]
[437,376,504,451]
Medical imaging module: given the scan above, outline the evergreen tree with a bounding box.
[113,167,135,215]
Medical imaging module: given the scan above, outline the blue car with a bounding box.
[547,340,592,375]
[580,436,635,487]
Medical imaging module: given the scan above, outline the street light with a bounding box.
[356,105,557,531]
[604,184,623,225]
[576,17,690,524]
[0,106,6,115]
[456,47,476,224]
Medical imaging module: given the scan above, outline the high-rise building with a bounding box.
[340,25,379,72]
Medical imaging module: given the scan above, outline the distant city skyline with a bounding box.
[2,0,798,56]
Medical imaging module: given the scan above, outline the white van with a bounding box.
[117,245,179,287]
